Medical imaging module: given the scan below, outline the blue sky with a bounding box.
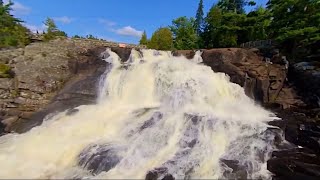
[7,0,268,44]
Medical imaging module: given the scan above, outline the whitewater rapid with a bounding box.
[0,48,279,179]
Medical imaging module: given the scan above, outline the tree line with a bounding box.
[140,0,320,60]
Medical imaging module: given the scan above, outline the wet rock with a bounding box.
[184,113,203,125]
[162,174,175,180]
[1,116,19,131]
[220,159,248,179]
[78,144,124,175]
[268,148,320,180]
[139,112,163,131]
[145,167,174,180]
[172,50,195,59]
[19,111,33,119]
[145,171,158,180]
[0,118,5,135]
[66,108,79,116]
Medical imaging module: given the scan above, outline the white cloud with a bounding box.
[98,18,116,27]
[24,23,47,33]
[53,16,73,24]
[114,26,143,38]
[4,0,31,15]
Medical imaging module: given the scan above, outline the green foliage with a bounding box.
[202,4,245,48]
[0,1,30,48]
[86,34,98,39]
[241,6,271,42]
[170,16,198,50]
[217,0,246,14]
[139,31,148,45]
[195,0,204,35]
[43,18,67,41]
[267,0,320,59]
[72,35,81,38]
[0,63,12,78]
[148,27,173,50]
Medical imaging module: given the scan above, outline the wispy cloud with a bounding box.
[98,18,116,27]
[114,26,143,38]
[24,23,47,33]
[4,0,31,15]
[53,16,74,24]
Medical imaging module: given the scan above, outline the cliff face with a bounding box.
[0,39,133,133]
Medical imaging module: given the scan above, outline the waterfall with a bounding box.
[0,48,280,179]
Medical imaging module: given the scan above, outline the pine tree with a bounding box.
[267,0,320,59]
[202,3,245,48]
[0,0,30,47]
[43,17,67,41]
[217,0,246,14]
[195,0,204,35]
[44,18,58,33]
[139,31,148,45]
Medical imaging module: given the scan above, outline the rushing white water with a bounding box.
[0,48,280,179]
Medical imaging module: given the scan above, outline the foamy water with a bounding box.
[0,48,279,179]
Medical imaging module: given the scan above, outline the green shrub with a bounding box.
[0,63,12,78]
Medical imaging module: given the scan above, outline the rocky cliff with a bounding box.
[0,39,319,179]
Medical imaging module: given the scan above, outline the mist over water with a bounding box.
[0,48,280,179]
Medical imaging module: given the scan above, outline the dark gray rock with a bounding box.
[78,144,124,175]
[268,148,320,180]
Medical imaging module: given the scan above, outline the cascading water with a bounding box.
[0,48,280,179]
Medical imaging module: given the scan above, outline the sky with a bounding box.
[6,0,268,44]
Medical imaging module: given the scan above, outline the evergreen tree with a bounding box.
[267,0,320,59]
[148,27,173,50]
[202,4,245,48]
[0,0,30,47]
[45,18,58,33]
[139,31,148,45]
[43,17,67,41]
[195,0,204,35]
[241,6,271,42]
[170,16,198,50]
[218,0,246,14]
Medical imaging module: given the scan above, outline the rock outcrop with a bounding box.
[0,39,133,133]
[290,61,320,108]
[176,48,304,109]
